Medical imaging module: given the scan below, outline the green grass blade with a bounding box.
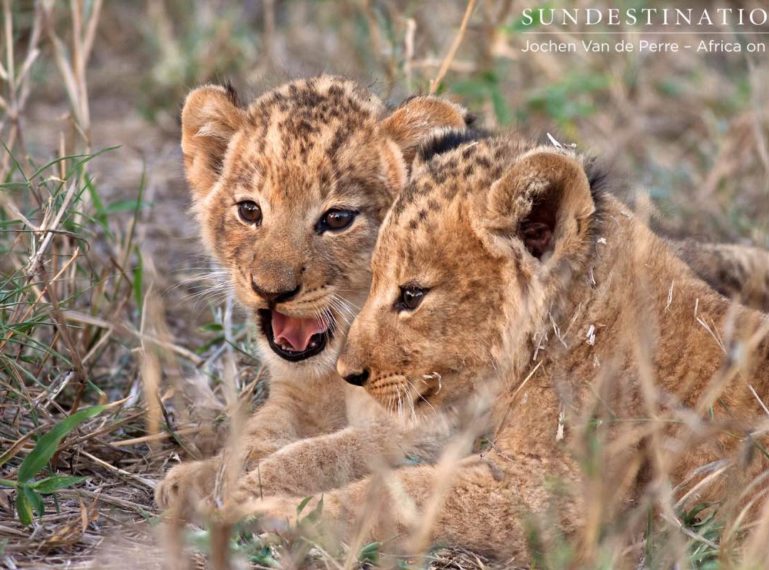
[25,486,45,518]
[30,475,87,494]
[16,489,33,526]
[17,405,106,483]
[133,247,144,313]
[295,496,312,517]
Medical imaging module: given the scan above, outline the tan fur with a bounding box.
[672,239,769,312]
[156,77,469,511]
[238,135,769,562]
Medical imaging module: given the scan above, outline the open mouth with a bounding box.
[257,309,335,362]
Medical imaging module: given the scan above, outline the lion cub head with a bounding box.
[338,133,598,413]
[181,76,469,378]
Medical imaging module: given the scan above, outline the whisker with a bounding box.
[413,382,438,415]
[327,296,353,327]
[332,293,359,324]
[407,383,417,423]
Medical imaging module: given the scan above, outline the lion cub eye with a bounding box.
[316,209,357,233]
[237,200,262,225]
[395,285,428,312]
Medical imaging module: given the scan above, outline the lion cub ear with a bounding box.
[379,96,471,165]
[181,84,246,200]
[484,149,595,264]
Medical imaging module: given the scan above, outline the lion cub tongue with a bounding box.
[271,311,327,352]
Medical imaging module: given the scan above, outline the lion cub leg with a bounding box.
[236,453,580,561]
[155,394,307,513]
[233,423,426,499]
[234,387,458,499]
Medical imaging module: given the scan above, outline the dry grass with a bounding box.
[1,0,768,568]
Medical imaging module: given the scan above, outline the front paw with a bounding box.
[155,459,219,513]
[230,473,268,506]
[230,495,306,533]
[231,467,289,501]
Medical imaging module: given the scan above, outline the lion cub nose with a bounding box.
[343,369,370,387]
[338,358,370,386]
[250,279,300,305]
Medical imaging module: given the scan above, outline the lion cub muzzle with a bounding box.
[257,308,336,363]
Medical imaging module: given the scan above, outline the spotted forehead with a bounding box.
[221,77,390,204]
[244,77,384,157]
[388,136,531,229]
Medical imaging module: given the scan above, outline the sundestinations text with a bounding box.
[521,8,768,27]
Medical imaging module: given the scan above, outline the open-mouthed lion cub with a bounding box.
[156,77,473,510]
[238,132,769,562]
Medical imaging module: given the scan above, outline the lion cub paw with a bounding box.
[155,459,219,513]
[230,495,301,532]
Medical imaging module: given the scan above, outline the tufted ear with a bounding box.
[484,149,595,263]
[379,96,470,165]
[181,84,247,200]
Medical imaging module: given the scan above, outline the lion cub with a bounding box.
[239,132,769,562]
[156,77,473,512]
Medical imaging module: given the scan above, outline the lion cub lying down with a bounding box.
[237,132,769,562]
[155,78,475,513]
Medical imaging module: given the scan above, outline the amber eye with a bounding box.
[395,285,428,312]
[237,200,262,225]
[316,208,357,233]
